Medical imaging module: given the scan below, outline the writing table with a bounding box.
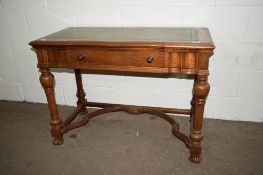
[29,27,215,163]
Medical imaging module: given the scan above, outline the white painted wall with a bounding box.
[0,0,262,122]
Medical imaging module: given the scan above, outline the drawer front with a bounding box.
[47,48,165,68]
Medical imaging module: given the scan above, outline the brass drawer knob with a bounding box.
[77,54,86,61]
[146,56,154,63]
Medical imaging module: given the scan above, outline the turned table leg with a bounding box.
[189,75,210,163]
[74,69,87,113]
[189,94,195,123]
[40,68,64,145]
[189,76,197,123]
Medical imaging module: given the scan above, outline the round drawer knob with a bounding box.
[77,54,86,61]
[146,56,154,63]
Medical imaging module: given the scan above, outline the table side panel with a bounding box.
[167,48,213,75]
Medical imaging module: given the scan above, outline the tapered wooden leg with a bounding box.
[189,75,210,163]
[74,69,87,113]
[40,68,64,145]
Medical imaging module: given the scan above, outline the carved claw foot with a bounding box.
[189,155,201,163]
[189,144,201,163]
[51,127,64,145]
[52,137,64,145]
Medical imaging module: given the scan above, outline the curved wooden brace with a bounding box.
[61,105,190,148]
[61,105,83,127]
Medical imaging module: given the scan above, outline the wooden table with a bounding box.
[29,27,215,163]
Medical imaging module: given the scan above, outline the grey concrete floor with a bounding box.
[0,101,262,175]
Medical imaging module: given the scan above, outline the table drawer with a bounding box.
[47,48,165,68]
